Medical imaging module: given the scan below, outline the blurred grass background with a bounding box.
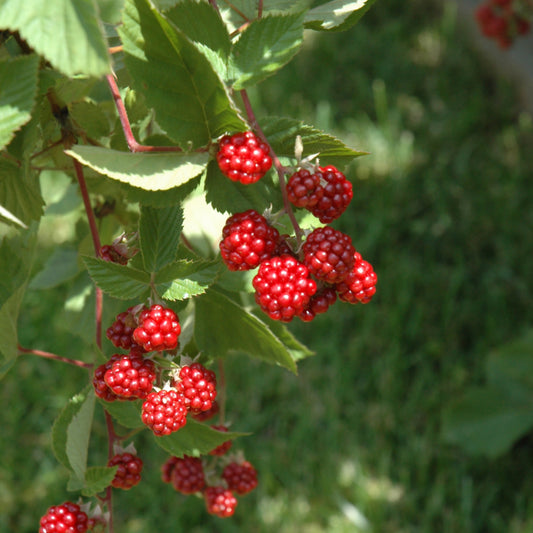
[3,0,533,531]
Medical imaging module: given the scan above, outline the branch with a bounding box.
[18,345,92,369]
[106,74,183,153]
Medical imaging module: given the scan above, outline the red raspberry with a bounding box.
[171,455,205,494]
[222,460,258,495]
[302,226,355,284]
[100,244,128,265]
[335,252,378,304]
[252,255,317,322]
[286,168,324,208]
[308,165,353,223]
[191,399,220,422]
[106,308,142,351]
[217,131,272,185]
[39,501,89,533]
[175,363,217,414]
[209,425,233,456]
[204,486,238,518]
[297,286,337,322]
[133,304,180,352]
[141,388,187,436]
[220,210,280,271]
[104,352,155,399]
[108,452,143,490]
[161,456,180,483]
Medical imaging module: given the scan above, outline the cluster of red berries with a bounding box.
[216,137,377,322]
[161,448,258,518]
[39,501,89,533]
[93,303,218,436]
[107,450,143,490]
[475,0,531,48]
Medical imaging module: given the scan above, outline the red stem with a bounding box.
[239,89,304,242]
[106,74,182,153]
[18,345,92,369]
[104,411,116,533]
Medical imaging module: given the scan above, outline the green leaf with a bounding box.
[195,289,297,373]
[97,0,125,23]
[29,247,80,290]
[70,101,112,140]
[0,0,110,77]
[155,259,221,300]
[0,55,40,150]
[140,205,183,272]
[262,116,367,168]
[305,0,378,32]
[83,256,150,299]
[100,399,145,428]
[442,386,533,458]
[119,0,245,147]
[155,418,247,457]
[0,159,44,228]
[486,329,533,393]
[66,146,208,191]
[52,386,96,480]
[82,466,118,497]
[205,160,280,214]
[0,227,37,379]
[231,13,305,90]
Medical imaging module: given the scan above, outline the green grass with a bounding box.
[3,1,533,532]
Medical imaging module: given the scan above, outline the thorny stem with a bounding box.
[106,74,183,153]
[258,0,263,18]
[18,345,93,369]
[217,359,227,425]
[239,89,304,242]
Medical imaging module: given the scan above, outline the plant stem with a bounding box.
[104,411,116,533]
[239,89,304,242]
[106,74,183,153]
[18,345,93,368]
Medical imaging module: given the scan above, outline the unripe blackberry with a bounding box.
[191,400,220,422]
[302,226,355,284]
[286,168,324,208]
[133,304,180,352]
[141,388,187,436]
[220,210,280,271]
[108,452,143,490]
[93,354,131,402]
[297,286,337,322]
[104,352,156,399]
[161,456,180,484]
[175,362,217,414]
[335,252,377,304]
[308,165,353,223]
[204,486,238,518]
[217,131,272,184]
[222,460,258,495]
[171,455,205,494]
[106,308,142,351]
[39,501,89,533]
[252,255,317,322]
[209,425,233,456]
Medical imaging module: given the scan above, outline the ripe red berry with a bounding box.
[39,501,89,533]
[209,425,233,456]
[286,168,324,208]
[220,210,280,271]
[302,226,355,284]
[335,252,377,304]
[297,286,337,322]
[108,452,143,490]
[204,486,238,518]
[222,460,258,495]
[252,255,317,322]
[191,399,220,422]
[106,308,143,351]
[308,165,353,223]
[171,455,205,494]
[141,388,187,436]
[217,131,272,185]
[133,304,181,352]
[175,362,217,414]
